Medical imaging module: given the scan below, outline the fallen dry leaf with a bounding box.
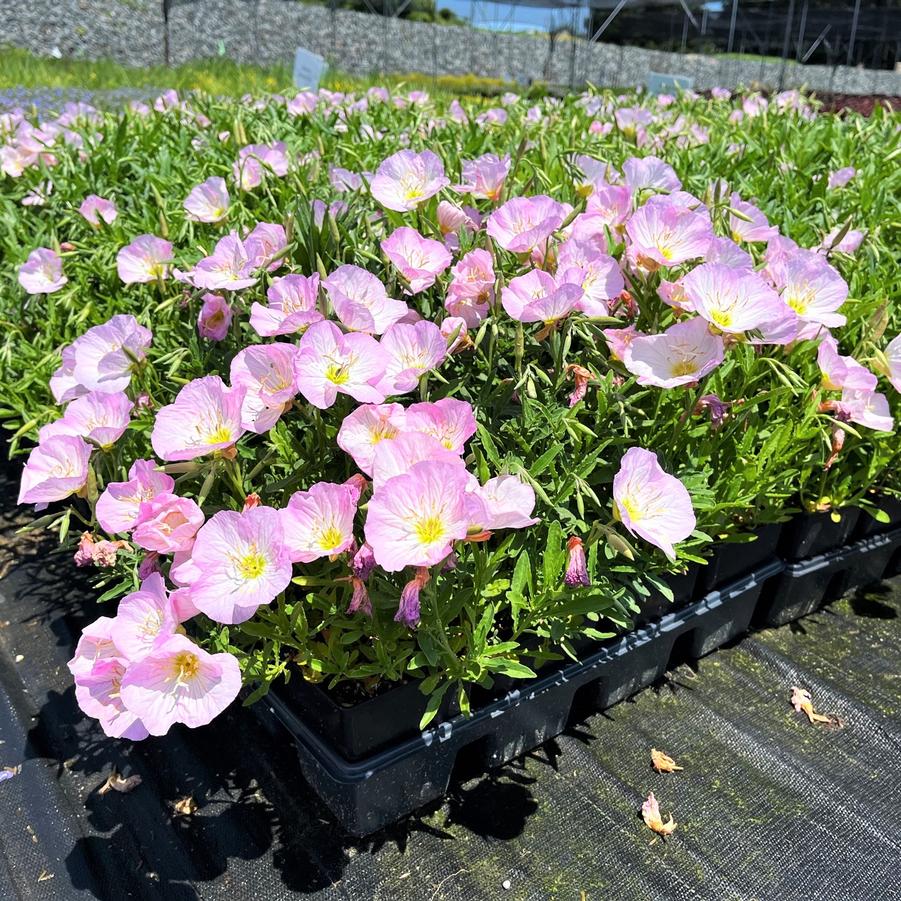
[1,765,21,783]
[790,686,842,727]
[641,792,677,837]
[97,770,142,795]
[173,796,198,816]
[650,748,683,773]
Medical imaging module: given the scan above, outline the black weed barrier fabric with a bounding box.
[1,476,900,900]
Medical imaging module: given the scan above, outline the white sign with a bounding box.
[646,71,694,95]
[293,47,326,90]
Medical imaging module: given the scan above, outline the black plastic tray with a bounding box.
[756,528,901,628]
[853,495,901,539]
[698,521,783,594]
[266,560,784,836]
[779,508,861,562]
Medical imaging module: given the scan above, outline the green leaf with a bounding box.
[419,682,450,730]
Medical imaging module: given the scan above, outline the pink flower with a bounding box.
[622,156,681,194]
[67,616,118,678]
[18,435,91,506]
[119,633,242,735]
[132,493,204,554]
[329,166,364,192]
[404,398,477,454]
[370,432,464,491]
[613,447,696,561]
[556,240,625,317]
[603,324,643,361]
[18,247,67,294]
[827,167,855,190]
[280,481,358,563]
[705,237,753,270]
[234,142,289,190]
[836,389,894,433]
[116,234,172,284]
[337,403,407,474]
[39,390,132,448]
[250,274,323,337]
[244,222,287,270]
[885,334,901,393]
[230,343,300,433]
[96,459,174,534]
[184,176,230,223]
[774,254,848,333]
[456,153,511,201]
[324,265,409,334]
[681,263,793,335]
[565,536,590,587]
[501,270,582,325]
[817,335,877,392]
[729,194,778,243]
[819,227,865,255]
[396,567,431,627]
[445,249,494,326]
[109,573,179,661]
[79,194,118,226]
[626,201,713,269]
[364,460,472,571]
[381,227,451,294]
[75,659,149,740]
[75,314,152,394]
[197,294,233,341]
[623,318,724,388]
[468,475,538,531]
[186,506,292,624]
[151,376,246,461]
[294,320,388,409]
[186,232,257,291]
[378,321,447,394]
[487,195,567,253]
[370,149,449,212]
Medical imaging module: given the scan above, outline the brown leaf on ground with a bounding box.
[173,796,198,816]
[641,792,677,837]
[650,748,683,773]
[97,770,142,795]
[790,686,843,727]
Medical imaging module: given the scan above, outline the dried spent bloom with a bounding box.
[650,749,683,773]
[564,536,590,587]
[613,447,696,561]
[641,792,677,837]
[396,567,431,627]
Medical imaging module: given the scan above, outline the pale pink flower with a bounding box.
[556,240,625,317]
[119,633,242,735]
[288,91,318,116]
[39,390,132,448]
[329,166,364,192]
[79,194,118,226]
[371,432,465,491]
[603,324,643,361]
[404,398,477,454]
[381,227,451,294]
[230,343,300,433]
[18,247,67,294]
[583,183,633,231]
[63,314,152,396]
[729,194,778,243]
[184,176,230,223]
[681,263,793,335]
[624,317,724,388]
[196,294,232,341]
[294,320,388,409]
[885,334,901,393]
[378,321,447,394]
[827,167,855,190]
[364,461,472,571]
[456,153,511,201]
[626,201,713,269]
[67,616,118,678]
[705,237,753,270]
[187,232,257,291]
[501,270,582,325]
[613,447,696,560]
[244,222,287,270]
[615,108,653,136]
[116,235,172,284]
[622,156,681,194]
[818,227,865,255]
[711,87,731,100]
[337,403,407,474]
[324,265,408,334]
[775,255,848,333]
[250,273,323,337]
[487,195,567,253]
[151,376,246,461]
[280,481,358,563]
[75,659,149,740]
[97,460,174,534]
[817,335,877,392]
[234,142,289,190]
[186,506,292,624]
[468,475,538,531]
[18,435,92,506]
[436,200,471,240]
[132,493,204,554]
[445,249,494,326]
[109,573,179,661]
[370,149,449,212]
[836,388,893,432]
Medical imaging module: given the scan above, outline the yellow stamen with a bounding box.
[415,515,445,545]
[171,651,200,682]
[238,551,266,579]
